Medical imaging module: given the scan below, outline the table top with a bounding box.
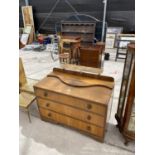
[34,67,114,105]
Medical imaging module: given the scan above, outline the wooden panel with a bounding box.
[35,88,106,116]
[39,108,104,137]
[19,57,27,87]
[59,64,102,74]
[37,97,104,127]
[22,6,35,39]
[34,77,113,105]
[61,22,96,44]
[19,92,35,108]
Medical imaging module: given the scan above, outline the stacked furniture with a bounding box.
[34,67,114,142]
[59,36,81,64]
[115,43,135,145]
[61,22,96,45]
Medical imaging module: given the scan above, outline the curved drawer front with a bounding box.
[39,108,104,138]
[37,97,104,127]
[35,88,106,116]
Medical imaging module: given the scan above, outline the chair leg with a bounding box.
[27,109,31,123]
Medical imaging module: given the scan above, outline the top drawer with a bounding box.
[35,88,106,116]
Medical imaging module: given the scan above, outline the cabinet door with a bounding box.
[127,99,135,132]
[117,50,134,118]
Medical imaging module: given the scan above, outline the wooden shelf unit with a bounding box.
[61,22,96,45]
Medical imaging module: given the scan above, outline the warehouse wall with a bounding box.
[19,0,135,40]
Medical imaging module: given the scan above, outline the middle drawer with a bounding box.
[37,97,104,127]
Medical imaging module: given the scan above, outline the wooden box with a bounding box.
[34,67,114,142]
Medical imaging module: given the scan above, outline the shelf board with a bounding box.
[62,31,94,34]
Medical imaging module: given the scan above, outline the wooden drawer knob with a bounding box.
[46,103,50,107]
[44,92,48,97]
[87,115,91,120]
[87,104,92,110]
[86,126,91,131]
[48,113,52,117]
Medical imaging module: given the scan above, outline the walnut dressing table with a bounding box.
[34,67,114,142]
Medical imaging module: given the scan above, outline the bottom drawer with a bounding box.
[39,108,104,138]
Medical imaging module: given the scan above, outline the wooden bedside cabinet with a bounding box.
[34,67,114,142]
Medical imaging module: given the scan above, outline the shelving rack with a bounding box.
[61,22,96,45]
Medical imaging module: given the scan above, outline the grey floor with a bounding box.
[19,45,135,155]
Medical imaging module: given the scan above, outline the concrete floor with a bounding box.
[19,45,135,155]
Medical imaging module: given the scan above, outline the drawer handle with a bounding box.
[87,115,91,120]
[44,92,48,97]
[46,103,50,107]
[48,113,52,117]
[87,104,92,110]
[86,126,91,131]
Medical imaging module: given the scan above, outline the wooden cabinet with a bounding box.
[61,22,96,45]
[115,43,135,145]
[79,44,105,68]
[34,67,114,142]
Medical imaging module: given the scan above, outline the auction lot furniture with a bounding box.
[19,57,38,94]
[19,92,36,123]
[61,22,96,46]
[115,43,135,145]
[59,36,81,64]
[105,27,123,49]
[34,67,114,142]
[79,43,105,68]
[115,34,135,61]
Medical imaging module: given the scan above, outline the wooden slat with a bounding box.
[19,57,27,87]
[22,6,35,40]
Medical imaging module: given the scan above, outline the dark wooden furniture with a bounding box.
[61,22,96,45]
[79,43,105,68]
[34,67,114,142]
[115,43,135,145]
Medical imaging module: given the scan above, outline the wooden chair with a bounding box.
[59,53,70,64]
[59,36,81,64]
[58,38,71,64]
[19,57,38,122]
[19,92,36,123]
[19,57,38,94]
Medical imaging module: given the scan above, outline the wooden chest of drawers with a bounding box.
[34,67,114,142]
